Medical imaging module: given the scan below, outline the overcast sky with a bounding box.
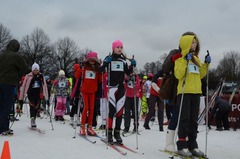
[1,0,240,70]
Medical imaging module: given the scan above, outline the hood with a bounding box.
[179,35,195,57]
[6,39,20,52]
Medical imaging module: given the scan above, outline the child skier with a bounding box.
[74,52,102,136]
[52,70,70,121]
[99,40,136,144]
[123,74,140,133]
[174,33,211,157]
[19,62,48,128]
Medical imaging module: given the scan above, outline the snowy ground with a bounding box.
[1,110,239,159]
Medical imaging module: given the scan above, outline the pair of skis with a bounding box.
[100,139,141,155]
[28,127,45,134]
[159,149,208,159]
[78,133,140,156]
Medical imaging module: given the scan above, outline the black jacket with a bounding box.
[0,39,28,86]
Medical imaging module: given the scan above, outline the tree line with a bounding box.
[1,23,240,87]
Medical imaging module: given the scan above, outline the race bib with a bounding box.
[33,81,40,88]
[58,81,66,88]
[127,81,134,88]
[85,70,96,79]
[187,63,200,74]
[111,61,124,71]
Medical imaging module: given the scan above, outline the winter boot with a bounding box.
[164,129,176,152]
[106,129,113,144]
[123,127,129,133]
[159,125,164,131]
[190,148,204,157]
[114,129,123,144]
[178,149,192,157]
[31,117,37,128]
[143,123,150,130]
[87,125,97,136]
[59,116,65,121]
[98,124,106,130]
[133,124,139,132]
[80,125,86,135]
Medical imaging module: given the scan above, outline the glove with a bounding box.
[131,59,137,67]
[205,54,211,64]
[185,53,193,61]
[104,56,112,63]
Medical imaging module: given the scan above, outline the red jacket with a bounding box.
[150,78,162,97]
[75,66,102,93]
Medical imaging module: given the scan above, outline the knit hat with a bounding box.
[85,51,99,63]
[148,73,153,78]
[59,70,65,76]
[32,62,40,71]
[112,40,123,50]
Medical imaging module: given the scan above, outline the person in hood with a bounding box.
[210,96,231,131]
[0,39,28,136]
[19,62,49,128]
[174,33,211,157]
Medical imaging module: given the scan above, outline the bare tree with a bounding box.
[0,23,12,52]
[216,51,240,81]
[20,28,51,73]
[51,37,81,77]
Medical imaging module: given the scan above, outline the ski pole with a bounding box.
[73,94,82,138]
[48,93,55,130]
[105,62,111,148]
[174,63,188,144]
[10,98,26,129]
[205,50,210,158]
[131,55,139,149]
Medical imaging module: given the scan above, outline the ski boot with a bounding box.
[87,125,97,136]
[80,125,86,135]
[178,149,192,157]
[190,148,205,157]
[106,129,113,144]
[114,129,123,144]
[98,124,106,130]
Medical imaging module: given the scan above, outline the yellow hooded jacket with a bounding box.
[174,35,209,95]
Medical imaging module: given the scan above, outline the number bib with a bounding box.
[127,81,134,88]
[111,61,124,71]
[58,81,66,88]
[33,81,40,88]
[85,70,96,79]
[187,62,200,74]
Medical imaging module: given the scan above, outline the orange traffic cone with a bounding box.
[1,141,11,159]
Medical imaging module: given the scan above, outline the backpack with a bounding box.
[158,49,180,104]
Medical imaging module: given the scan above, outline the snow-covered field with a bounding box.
[1,110,239,159]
